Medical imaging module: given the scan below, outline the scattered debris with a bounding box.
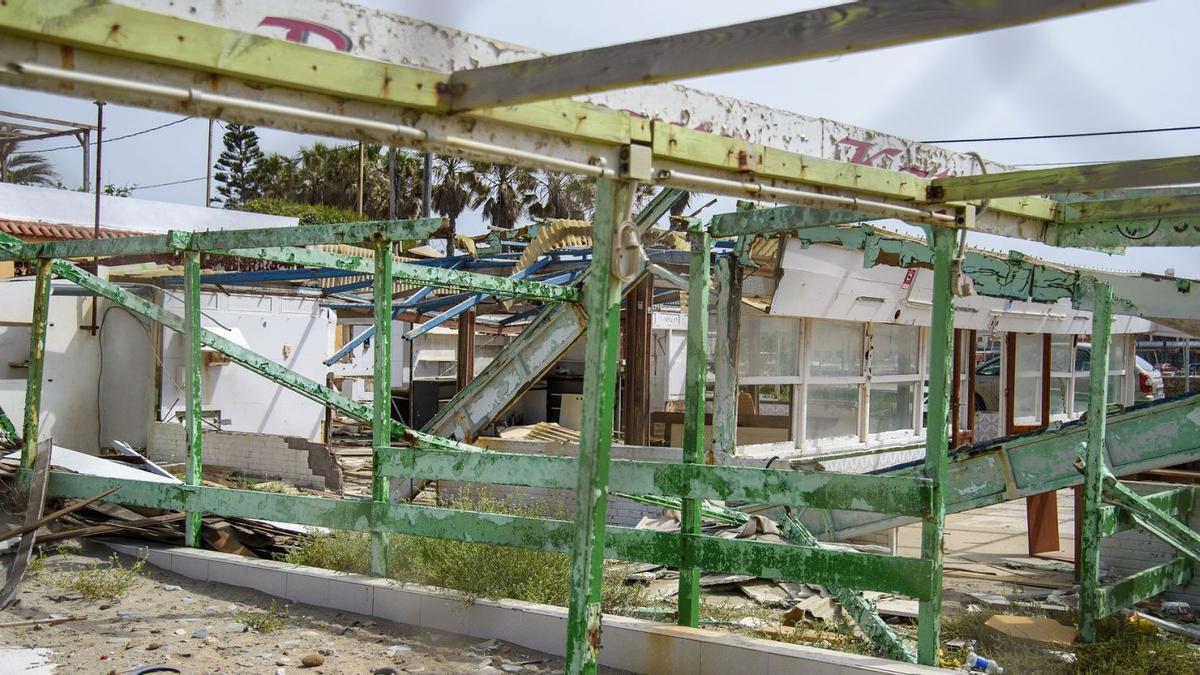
[982,615,1077,646]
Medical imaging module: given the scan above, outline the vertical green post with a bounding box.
[917,226,955,665]
[21,259,53,469]
[712,254,740,458]
[371,240,394,576]
[182,249,204,547]
[1079,280,1113,642]
[565,177,636,675]
[678,220,711,627]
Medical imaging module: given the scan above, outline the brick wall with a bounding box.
[1100,480,1200,606]
[147,422,340,490]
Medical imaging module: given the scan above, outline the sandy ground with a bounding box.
[0,543,627,675]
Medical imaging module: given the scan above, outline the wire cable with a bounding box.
[921,124,1200,145]
[12,116,194,154]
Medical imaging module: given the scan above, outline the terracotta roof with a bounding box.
[0,219,148,241]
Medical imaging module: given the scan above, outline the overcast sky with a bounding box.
[3,0,1199,274]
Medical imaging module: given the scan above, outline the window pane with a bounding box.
[738,314,800,378]
[1109,336,1126,371]
[869,383,916,434]
[806,385,860,440]
[1050,376,1071,417]
[872,324,920,376]
[809,320,864,377]
[1013,334,1043,425]
[1051,335,1073,374]
[1108,374,1124,404]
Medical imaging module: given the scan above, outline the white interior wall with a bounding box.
[0,278,152,452]
[159,290,333,442]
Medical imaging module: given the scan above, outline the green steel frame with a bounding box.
[5,2,1200,669]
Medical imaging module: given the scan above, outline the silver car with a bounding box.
[974,346,1164,413]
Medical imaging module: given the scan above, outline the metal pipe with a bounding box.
[89,100,104,335]
[656,168,957,225]
[10,63,615,179]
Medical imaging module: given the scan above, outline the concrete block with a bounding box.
[373,584,421,626]
[700,640,771,675]
[284,568,331,606]
[467,601,528,644]
[170,551,211,581]
[418,592,471,635]
[328,578,374,615]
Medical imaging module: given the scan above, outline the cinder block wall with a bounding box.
[147,421,339,490]
[1100,480,1200,606]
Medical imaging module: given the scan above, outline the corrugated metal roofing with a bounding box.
[0,219,148,241]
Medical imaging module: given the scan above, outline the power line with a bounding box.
[12,116,194,154]
[921,124,1200,145]
[128,176,207,191]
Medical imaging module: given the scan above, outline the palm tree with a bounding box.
[431,155,476,229]
[470,162,536,229]
[0,141,60,186]
[529,171,594,220]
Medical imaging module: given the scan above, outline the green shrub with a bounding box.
[234,600,289,633]
[239,197,365,225]
[44,554,144,601]
[283,489,646,612]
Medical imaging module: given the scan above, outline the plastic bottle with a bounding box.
[966,651,1004,674]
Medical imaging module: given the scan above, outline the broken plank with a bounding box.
[0,487,120,544]
[0,445,51,608]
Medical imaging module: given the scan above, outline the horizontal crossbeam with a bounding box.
[224,245,579,303]
[928,155,1200,202]
[1098,486,1194,537]
[1058,193,1200,223]
[0,219,445,261]
[446,0,1126,111]
[709,204,875,238]
[41,470,934,599]
[378,447,930,516]
[1097,557,1193,619]
[1100,468,1200,563]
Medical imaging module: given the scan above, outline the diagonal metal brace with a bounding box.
[1077,456,1200,564]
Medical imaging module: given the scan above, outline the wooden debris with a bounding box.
[0,444,52,608]
[0,487,120,544]
[0,615,86,628]
[983,615,1078,646]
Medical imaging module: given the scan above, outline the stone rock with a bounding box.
[116,610,143,620]
[318,648,336,656]
[191,627,209,639]
[275,669,286,675]
[162,584,182,591]
[300,653,324,668]
[147,642,165,651]
[372,668,399,675]
[500,665,524,673]
[226,622,247,633]
[173,629,187,636]
[387,645,413,655]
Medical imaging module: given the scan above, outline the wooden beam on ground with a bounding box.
[0,445,51,608]
[445,0,1128,111]
[928,155,1200,202]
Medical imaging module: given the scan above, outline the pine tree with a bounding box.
[213,123,263,207]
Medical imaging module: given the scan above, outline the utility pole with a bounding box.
[88,100,105,335]
[356,141,365,215]
[204,118,214,207]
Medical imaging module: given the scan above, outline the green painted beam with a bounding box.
[780,513,916,662]
[1098,487,1194,537]
[709,204,874,238]
[370,241,394,576]
[1097,557,1193,619]
[378,449,929,516]
[20,259,52,469]
[38,470,934,600]
[678,219,711,628]
[1052,218,1200,248]
[566,178,636,675]
[0,219,444,261]
[445,0,1127,111]
[1078,280,1112,643]
[917,224,954,666]
[1058,193,1200,223]
[1101,468,1200,564]
[223,244,579,303]
[181,249,203,548]
[929,155,1200,202]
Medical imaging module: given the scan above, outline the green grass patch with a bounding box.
[942,605,1200,674]
[44,554,144,601]
[234,600,289,633]
[283,489,647,612]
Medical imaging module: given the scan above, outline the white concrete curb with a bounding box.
[105,540,948,675]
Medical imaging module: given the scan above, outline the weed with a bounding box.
[44,554,144,601]
[283,489,647,612]
[234,600,289,633]
[27,549,47,575]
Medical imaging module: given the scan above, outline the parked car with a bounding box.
[973,345,1164,413]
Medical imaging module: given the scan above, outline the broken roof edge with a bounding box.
[130,0,1015,180]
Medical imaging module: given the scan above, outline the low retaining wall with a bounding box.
[105,540,947,675]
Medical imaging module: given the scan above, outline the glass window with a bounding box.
[872,324,920,376]
[809,321,864,377]
[738,314,800,378]
[806,385,860,440]
[1109,336,1127,371]
[869,383,916,434]
[1049,335,1073,418]
[1013,333,1043,426]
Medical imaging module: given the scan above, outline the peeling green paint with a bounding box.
[1079,281,1113,642]
[371,240,394,576]
[1098,486,1193,537]
[20,259,51,469]
[1097,558,1193,619]
[182,249,203,547]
